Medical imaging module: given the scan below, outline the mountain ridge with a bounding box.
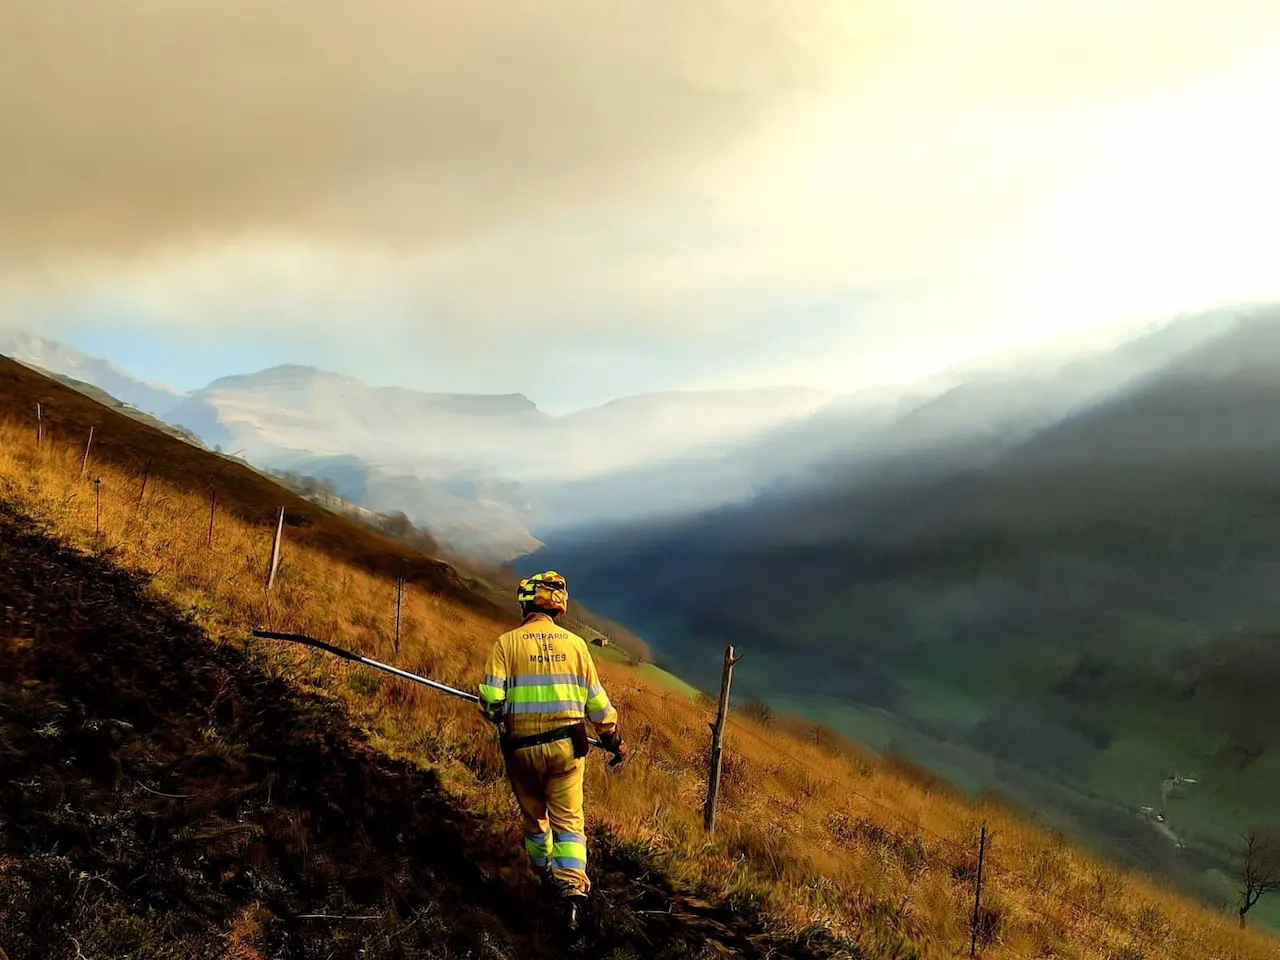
[0,329,839,559]
[203,363,547,416]
[8,309,1265,565]
[0,328,189,417]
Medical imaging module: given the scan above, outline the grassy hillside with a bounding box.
[28,363,207,446]
[0,357,1276,958]
[0,505,546,959]
[270,451,543,564]
[535,318,1280,924]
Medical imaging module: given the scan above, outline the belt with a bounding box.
[503,723,582,751]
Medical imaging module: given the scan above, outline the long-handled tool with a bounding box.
[252,630,603,750]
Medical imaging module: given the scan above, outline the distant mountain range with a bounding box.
[165,364,831,481]
[163,366,831,560]
[2,313,1248,565]
[3,312,1251,566]
[527,311,1239,535]
[0,331,831,560]
[0,329,189,418]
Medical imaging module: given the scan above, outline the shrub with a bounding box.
[880,752,963,800]
[741,697,775,727]
[348,670,383,698]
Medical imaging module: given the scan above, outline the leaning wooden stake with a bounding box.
[207,488,217,547]
[35,402,43,448]
[394,575,404,654]
[970,821,989,957]
[265,506,285,590]
[703,645,742,833]
[136,457,152,505]
[93,478,102,537]
[79,426,94,478]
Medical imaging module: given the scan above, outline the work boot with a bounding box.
[534,866,558,898]
[558,893,588,934]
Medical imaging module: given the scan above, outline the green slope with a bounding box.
[535,314,1280,921]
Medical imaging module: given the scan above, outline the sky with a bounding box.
[2,1,1280,414]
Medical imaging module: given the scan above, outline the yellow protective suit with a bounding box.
[478,613,618,896]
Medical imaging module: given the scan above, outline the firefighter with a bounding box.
[477,570,627,933]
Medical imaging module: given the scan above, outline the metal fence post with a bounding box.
[137,458,152,505]
[970,821,988,957]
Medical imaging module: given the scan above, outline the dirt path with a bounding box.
[0,504,851,960]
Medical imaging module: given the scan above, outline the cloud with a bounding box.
[0,0,863,259]
[5,1,1279,261]
[4,1,1280,408]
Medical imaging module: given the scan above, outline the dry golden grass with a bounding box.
[219,905,271,960]
[1,396,1276,959]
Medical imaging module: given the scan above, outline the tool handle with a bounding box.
[253,629,481,703]
[252,630,603,749]
[254,630,363,663]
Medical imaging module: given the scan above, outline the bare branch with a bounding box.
[296,914,380,921]
[135,780,192,800]
[1237,828,1280,925]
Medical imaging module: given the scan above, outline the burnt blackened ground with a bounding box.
[0,504,854,960]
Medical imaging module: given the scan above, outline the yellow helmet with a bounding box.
[517,570,569,616]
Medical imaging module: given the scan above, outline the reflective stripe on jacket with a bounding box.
[478,613,618,739]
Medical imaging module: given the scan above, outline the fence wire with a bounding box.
[714,710,1202,960]
[19,416,1239,960]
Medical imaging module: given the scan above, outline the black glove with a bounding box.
[598,729,627,766]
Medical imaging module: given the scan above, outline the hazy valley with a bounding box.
[537,306,1280,916]
[8,307,1280,927]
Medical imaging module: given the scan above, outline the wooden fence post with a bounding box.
[36,402,42,448]
[137,458,152,505]
[94,478,102,537]
[79,426,94,478]
[970,821,989,957]
[703,645,742,833]
[266,506,284,590]
[394,575,404,654]
[207,488,217,547]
